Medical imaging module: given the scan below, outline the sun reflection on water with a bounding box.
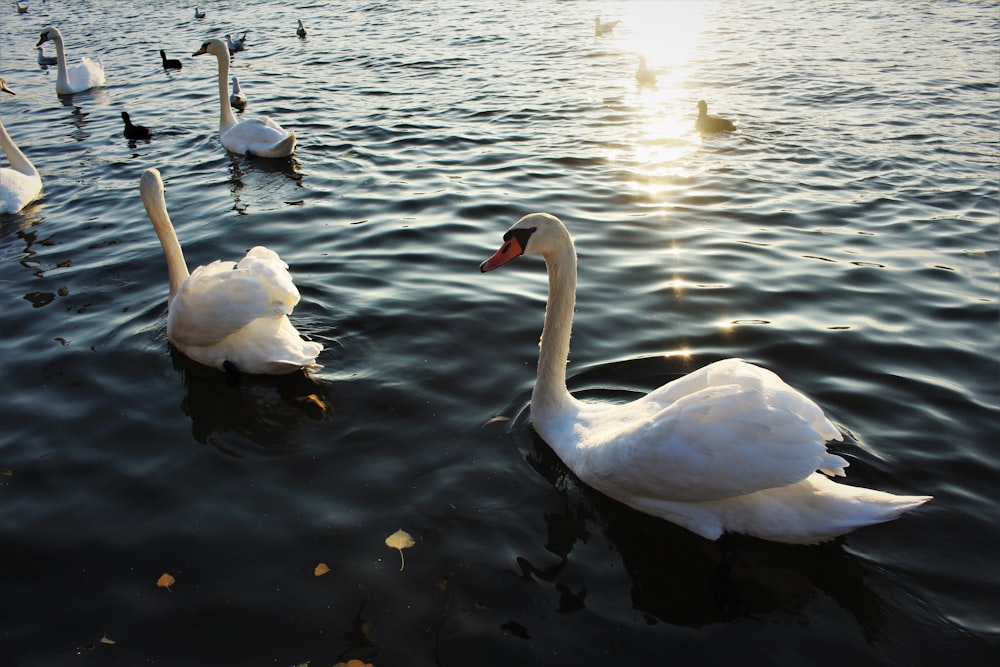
[609,1,714,199]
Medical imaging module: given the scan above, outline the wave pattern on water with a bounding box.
[0,0,997,665]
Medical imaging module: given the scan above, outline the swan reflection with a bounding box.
[170,348,333,457]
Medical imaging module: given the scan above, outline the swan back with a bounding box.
[139,169,321,375]
[0,79,43,214]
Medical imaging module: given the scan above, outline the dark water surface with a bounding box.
[1,1,997,665]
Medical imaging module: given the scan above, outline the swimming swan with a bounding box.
[36,26,105,95]
[696,100,736,133]
[230,76,248,112]
[0,79,43,214]
[193,39,295,158]
[480,213,931,544]
[139,168,322,374]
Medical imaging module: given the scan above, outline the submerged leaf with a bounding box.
[314,562,330,577]
[99,634,116,645]
[385,529,415,571]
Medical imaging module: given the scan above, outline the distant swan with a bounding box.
[193,38,296,158]
[37,47,58,67]
[594,17,619,36]
[225,32,247,54]
[36,26,106,95]
[695,100,736,133]
[0,78,43,214]
[121,111,152,140]
[230,76,248,112]
[481,213,931,544]
[139,167,322,374]
[636,56,657,85]
[160,49,182,70]
[297,19,307,38]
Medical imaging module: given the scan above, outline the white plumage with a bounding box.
[35,26,105,95]
[193,39,295,158]
[139,168,322,375]
[481,213,931,544]
[0,78,43,215]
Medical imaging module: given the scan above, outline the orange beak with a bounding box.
[480,235,525,272]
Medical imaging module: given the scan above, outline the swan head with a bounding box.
[36,26,61,48]
[0,78,15,96]
[480,213,569,272]
[193,38,228,58]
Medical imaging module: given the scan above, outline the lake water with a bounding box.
[1,0,997,665]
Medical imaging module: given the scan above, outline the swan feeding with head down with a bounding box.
[481,213,931,544]
[0,78,43,215]
[139,168,322,375]
[36,26,105,95]
[193,38,295,158]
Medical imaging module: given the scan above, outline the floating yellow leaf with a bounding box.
[333,660,374,667]
[314,562,330,577]
[100,634,116,645]
[156,572,175,591]
[385,529,415,571]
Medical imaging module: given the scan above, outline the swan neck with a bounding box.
[0,121,39,178]
[533,241,577,412]
[215,50,238,132]
[143,192,189,301]
[50,33,70,88]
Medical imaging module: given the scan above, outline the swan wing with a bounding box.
[168,247,300,347]
[576,360,846,503]
[67,57,106,91]
[220,118,294,156]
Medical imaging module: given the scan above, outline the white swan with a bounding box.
[193,39,295,158]
[36,26,105,95]
[230,76,248,112]
[594,17,620,36]
[37,47,58,67]
[0,78,43,215]
[139,167,322,375]
[636,56,657,86]
[481,213,931,544]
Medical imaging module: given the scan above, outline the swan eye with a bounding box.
[501,227,536,255]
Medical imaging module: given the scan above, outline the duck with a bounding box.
[193,39,296,158]
[230,76,248,112]
[594,17,620,36]
[139,167,322,375]
[225,32,247,54]
[16,1,27,14]
[194,7,206,19]
[121,111,152,140]
[160,49,182,70]
[0,78,43,214]
[480,213,931,544]
[35,26,105,95]
[37,46,58,67]
[296,19,307,38]
[636,56,657,86]
[695,100,736,133]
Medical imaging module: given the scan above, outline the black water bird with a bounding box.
[122,112,152,140]
[695,100,736,133]
[160,50,182,70]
